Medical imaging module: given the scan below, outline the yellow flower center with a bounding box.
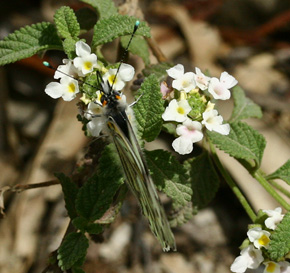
[258,234,270,246]
[266,262,277,273]
[68,83,76,93]
[108,74,116,84]
[177,106,185,115]
[84,61,92,71]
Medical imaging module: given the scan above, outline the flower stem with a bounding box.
[269,180,290,199]
[209,142,257,222]
[253,170,290,210]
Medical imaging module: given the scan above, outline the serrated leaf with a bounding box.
[57,232,89,270]
[55,173,79,219]
[266,160,290,185]
[229,86,263,123]
[86,223,103,234]
[207,122,266,168]
[168,202,196,227]
[142,62,173,82]
[268,211,290,260]
[0,22,62,65]
[145,149,192,206]
[54,6,80,39]
[72,217,89,232]
[75,144,123,221]
[92,15,150,49]
[121,35,150,65]
[80,0,117,19]
[184,152,220,209]
[75,7,98,31]
[133,74,164,141]
[63,37,78,59]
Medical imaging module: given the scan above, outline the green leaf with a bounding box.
[80,0,117,19]
[268,211,290,261]
[184,152,220,209]
[57,232,89,271]
[266,160,290,185]
[54,6,80,39]
[63,37,78,59]
[120,35,150,65]
[55,173,79,219]
[229,86,263,123]
[142,62,173,82]
[72,217,89,232]
[92,15,150,49]
[75,7,98,31]
[0,22,62,66]
[168,202,196,227]
[145,149,192,207]
[86,223,103,234]
[207,122,266,168]
[75,144,123,221]
[133,74,164,142]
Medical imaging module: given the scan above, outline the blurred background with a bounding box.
[0,0,290,272]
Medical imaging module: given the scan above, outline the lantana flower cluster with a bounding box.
[161,64,238,155]
[230,207,289,273]
[44,41,134,136]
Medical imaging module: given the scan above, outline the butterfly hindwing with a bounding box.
[107,111,176,251]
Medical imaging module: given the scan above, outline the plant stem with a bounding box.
[269,180,290,199]
[209,142,257,222]
[253,170,290,210]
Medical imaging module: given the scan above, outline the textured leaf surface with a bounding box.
[267,160,290,185]
[268,211,290,260]
[55,173,79,219]
[57,232,89,270]
[0,22,62,65]
[169,202,196,227]
[121,35,150,65]
[54,6,80,39]
[133,74,164,141]
[207,122,266,167]
[145,149,192,207]
[75,144,123,221]
[184,152,220,209]
[229,86,262,123]
[63,37,78,59]
[80,0,117,19]
[142,62,173,82]
[92,15,150,48]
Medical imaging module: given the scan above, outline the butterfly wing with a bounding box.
[106,111,176,251]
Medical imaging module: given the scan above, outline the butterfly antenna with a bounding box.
[43,61,98,90]
[110,20,140,92]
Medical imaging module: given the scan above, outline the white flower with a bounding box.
[208,72,237,100]
[194,67,210,90]
[263,261,280,273]
[45,76,79,101]
[172,119,203,155]
[279,261,290,273]
[162,99,192,122]
[54,59,78,79]
[202,109,230,135]
[73,41,98,75]
[166,64,196,93]
[230,245,264,273]
[85,101,105,137]
[263,207,284,230]
[247,227,271,249]
[102,63,135,91]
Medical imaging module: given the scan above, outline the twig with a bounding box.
[145,37,168,63]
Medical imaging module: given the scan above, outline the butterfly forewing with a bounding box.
[107,112,176,251]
